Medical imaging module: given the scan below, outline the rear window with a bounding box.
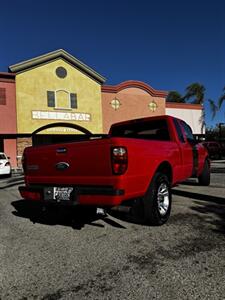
[110,119,170,141]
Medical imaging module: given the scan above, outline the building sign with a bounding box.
[32,111,91,121]
[46,127,79,133]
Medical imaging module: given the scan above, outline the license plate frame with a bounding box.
[53,187,73,201]
[44,187,74,201]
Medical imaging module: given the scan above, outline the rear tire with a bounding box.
[198,160,210,186]
[144,172,172,225]
[131,172,172,226]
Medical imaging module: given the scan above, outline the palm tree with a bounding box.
[218,86,225,108]
[184,83,206,104]
[184,83,206,133]
[166,91,185,103]
[199,109,206,134]
[208,99,218,120]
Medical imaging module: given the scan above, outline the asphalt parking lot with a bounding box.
[0,162,225,300]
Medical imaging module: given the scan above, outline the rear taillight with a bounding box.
[111,147,128,175]
[20,189,41,201]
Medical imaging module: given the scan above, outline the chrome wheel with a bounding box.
[157,183,169,216]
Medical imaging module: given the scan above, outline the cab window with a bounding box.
[173,119,185,143]
[181,121,195,143]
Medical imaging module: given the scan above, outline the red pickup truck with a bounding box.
[19,115,210,225]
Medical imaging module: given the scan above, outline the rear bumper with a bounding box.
[19,185,125,207]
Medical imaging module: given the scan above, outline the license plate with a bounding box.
[53,187,73,201]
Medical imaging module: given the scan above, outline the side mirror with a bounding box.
[7,156,10,159]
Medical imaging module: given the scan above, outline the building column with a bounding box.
[17,137,32,168]
[4,139,17,168]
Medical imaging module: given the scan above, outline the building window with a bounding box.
[0,139,3,152]
[47,90,77,109]
[70,93,77,108]
[56,67,67,79]
[47,91,55,107]
[0,88,6,105]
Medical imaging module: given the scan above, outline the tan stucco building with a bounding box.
[10,49,105,135]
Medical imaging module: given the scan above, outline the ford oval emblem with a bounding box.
[55,162,70,170]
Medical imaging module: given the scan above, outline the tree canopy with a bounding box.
[184,83,205,104]
[166,91,184,103]
[166,83,224,122]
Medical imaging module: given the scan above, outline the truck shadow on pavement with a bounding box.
[11,200,126,230]
[172,189,225,234]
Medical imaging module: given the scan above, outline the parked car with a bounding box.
[0,152,11,177]
[202,142,223,159]
[220,142,225,157]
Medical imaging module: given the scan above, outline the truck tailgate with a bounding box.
[24,138,113,185]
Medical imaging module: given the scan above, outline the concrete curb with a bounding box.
[0,175,24,189]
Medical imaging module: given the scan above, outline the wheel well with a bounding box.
[204,156,210,170]
[202,156,210,171]
[156,162,173,184]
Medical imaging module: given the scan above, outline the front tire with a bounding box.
[198,160,210,186]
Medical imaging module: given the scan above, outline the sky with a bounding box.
[0,0,224,127]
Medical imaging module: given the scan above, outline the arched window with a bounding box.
[47,90,77,109]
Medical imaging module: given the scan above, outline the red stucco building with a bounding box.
[101,81,167,133]
[0,73,17,167]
